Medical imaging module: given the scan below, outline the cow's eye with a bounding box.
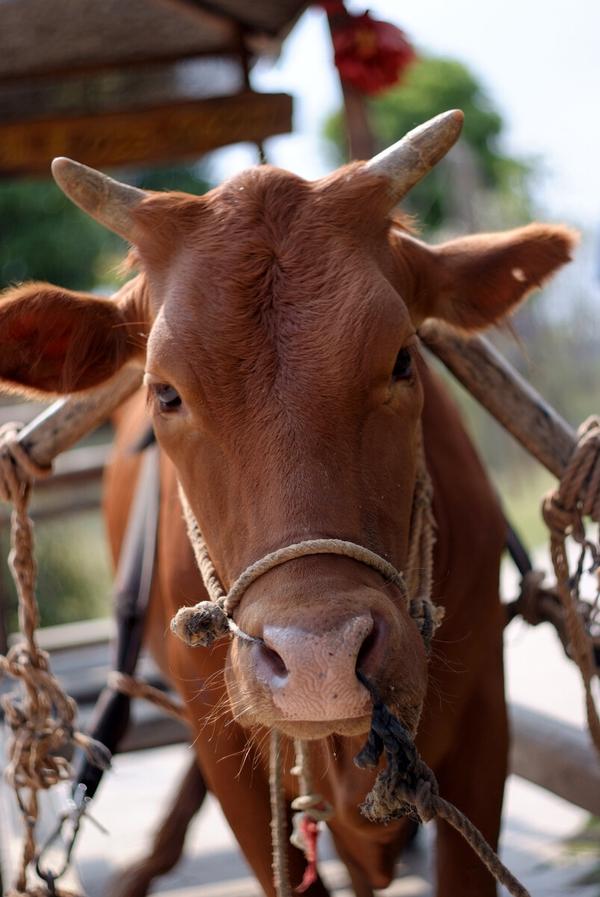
[392,347,413,382]
[154,383,182,412]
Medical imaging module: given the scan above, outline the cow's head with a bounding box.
[0,112,575,740]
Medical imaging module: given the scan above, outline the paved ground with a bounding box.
[71,552,600,896]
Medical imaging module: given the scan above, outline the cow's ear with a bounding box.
[0,276,146,396]
[392,224,577,330]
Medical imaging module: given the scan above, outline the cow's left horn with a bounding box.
[51,157,148,242]
[365,109,464,202]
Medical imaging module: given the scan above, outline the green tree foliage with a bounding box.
[323,57,531,231]
[0,164,210,292]
[0,179,120,290]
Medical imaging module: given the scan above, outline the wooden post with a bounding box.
[325,12,377,161]
[15,367,142,471]
[419,322,576,479]
[510,704,600,815]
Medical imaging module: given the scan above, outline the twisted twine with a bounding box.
[0,424,110,897]
[107,672,186,723]
[171,450,442,652]
[542,415,600,754]
[269,731,291,897]
[289,740,333,893]
[354,676,530,897]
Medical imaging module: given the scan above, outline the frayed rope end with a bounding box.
[170,601,230,647]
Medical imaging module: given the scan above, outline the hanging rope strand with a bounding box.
[0,425,110,897]
[542,416,600,755]
[269,731,292,897]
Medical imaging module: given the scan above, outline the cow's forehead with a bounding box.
[157,165,397,305]
[142,164,412,397]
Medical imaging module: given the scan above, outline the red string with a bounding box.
[295,817,320,894]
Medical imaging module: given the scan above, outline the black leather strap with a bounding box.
[74,442,160,800]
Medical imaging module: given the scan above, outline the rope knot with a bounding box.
[353,677,530,896]
[170,600,230,647]
[0,423,52,506]
[538,414,600,756]
[412,769,438,823]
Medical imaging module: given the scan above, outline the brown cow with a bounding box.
[0,112,575,896]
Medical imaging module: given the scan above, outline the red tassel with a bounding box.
[295,816,320,893]
[321,2,416,95]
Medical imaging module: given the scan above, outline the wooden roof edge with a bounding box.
[0,45,242,87]
[159,0,310,39]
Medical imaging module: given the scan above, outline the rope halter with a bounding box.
[170,447,443,654]
[169,441,443,897]
[171,536,409,645]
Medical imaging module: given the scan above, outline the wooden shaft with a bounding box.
[419,321,576,480]
[510,703,600,816]
[16,366,142,470]
[325,10,377,162]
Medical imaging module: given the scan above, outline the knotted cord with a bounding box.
[289,740,333,893]
[0,425,110,897]
[353,674,530,897]
[542,415,600,754]
[171,447,442,653]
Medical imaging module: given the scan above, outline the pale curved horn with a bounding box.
[51,157,148,242]
[365,109,464,201]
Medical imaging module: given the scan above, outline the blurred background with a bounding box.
[1,3,600,895]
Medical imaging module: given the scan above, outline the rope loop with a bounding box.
[172,444,441,654]
[0,422,106,896]
[0,423,53,506]
[540,415,600,756]
[353,676,531,897]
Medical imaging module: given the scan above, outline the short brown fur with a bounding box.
[0,158,576,896]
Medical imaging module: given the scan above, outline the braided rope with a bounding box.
[542,415,600,754]
[269,731,291,897]
[354,681,530,897]
[107,672,187,723]
[171,451,441,652]
[289,740,333,893]
[0,425,110,897]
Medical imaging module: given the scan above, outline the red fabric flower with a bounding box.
[322,3,416,95]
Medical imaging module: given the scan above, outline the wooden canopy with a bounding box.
[0,0,310,175]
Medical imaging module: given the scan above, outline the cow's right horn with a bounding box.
[51,157,148,242]
[365,109,464,203]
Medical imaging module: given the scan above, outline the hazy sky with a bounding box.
[213,1,600,231]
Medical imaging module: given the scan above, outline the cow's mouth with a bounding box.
[271,713,373,741]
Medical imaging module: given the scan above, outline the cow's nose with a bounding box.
[254,614,381,721]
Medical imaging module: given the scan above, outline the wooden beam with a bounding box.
[325,10,377,161]
[0,48,238,86]
[15,368,142,471]
[419,322,576,479]
[0,91,293,177]
[0,0,236,85]
[510,703,600,815]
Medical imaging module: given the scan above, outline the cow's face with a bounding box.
[139,165,429,739]
[0,113,575,741]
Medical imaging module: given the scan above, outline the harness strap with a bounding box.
[73,442,161,801]
[171,533,411,645]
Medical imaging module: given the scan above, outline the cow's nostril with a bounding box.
[257,642,288,680]
[356,615,386,677]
